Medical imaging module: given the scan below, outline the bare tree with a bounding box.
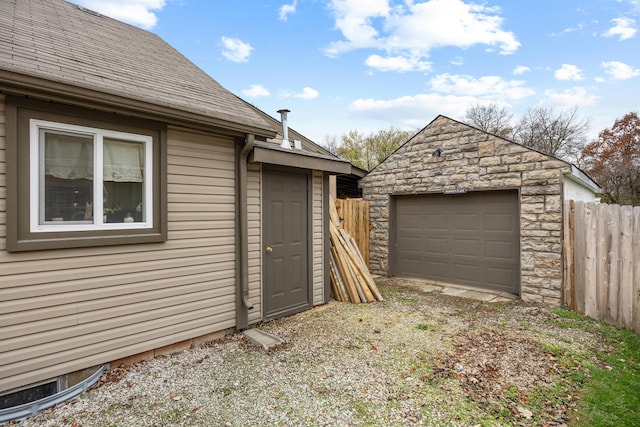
[513,106,590,163]
[464,103,514,138]
[322,134,340,156]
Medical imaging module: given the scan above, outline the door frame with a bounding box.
[261,165,314,321]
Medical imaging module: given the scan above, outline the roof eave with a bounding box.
[250,141,351,174]
[0,69,277,139]
[566,165,602,193]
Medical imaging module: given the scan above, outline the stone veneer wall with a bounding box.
[360,116,572,307]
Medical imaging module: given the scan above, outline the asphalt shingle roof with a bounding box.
[0,0,273,133]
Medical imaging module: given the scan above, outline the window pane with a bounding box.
[43,131,94,223]
[103,138,144,223]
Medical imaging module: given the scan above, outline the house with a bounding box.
[0,0,351,413]
[359,115,600,306]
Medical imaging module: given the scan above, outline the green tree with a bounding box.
[325,127,414,171]
[581,112,640,205]
[336,129,367,169]
[369,127,413,167]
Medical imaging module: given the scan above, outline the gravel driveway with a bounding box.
[18,278,603,427]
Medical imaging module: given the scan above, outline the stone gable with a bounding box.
[360,116,572,306]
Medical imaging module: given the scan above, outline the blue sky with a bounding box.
[76,0,640,145]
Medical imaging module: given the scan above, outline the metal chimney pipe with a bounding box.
[277,109,292,149]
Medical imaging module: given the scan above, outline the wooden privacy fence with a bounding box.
[563,200,640,333]
[329,199,382,303]
[334,198,370,266]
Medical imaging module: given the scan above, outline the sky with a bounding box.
[75,0,640,146]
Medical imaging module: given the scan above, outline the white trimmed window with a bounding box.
[29,119,154,232]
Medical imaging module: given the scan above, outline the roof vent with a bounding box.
[277,109,292,149]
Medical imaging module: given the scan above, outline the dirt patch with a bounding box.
[20,278,604,427]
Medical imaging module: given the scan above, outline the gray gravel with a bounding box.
[17,278,603,426]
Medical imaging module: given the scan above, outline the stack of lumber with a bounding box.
[329,200,383,303]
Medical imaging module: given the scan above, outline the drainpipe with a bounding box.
[236,134,254,330]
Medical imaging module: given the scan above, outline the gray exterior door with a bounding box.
[263,167,311,320]
[393,190,520,294]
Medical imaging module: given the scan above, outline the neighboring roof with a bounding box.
[567,165,602,193]
[0,0,274,136]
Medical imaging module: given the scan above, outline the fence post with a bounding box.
[633,206,640,333]
[595,203,608,321]
[584,202,597,318]
[606,204,621,325]
[563,200,576,311]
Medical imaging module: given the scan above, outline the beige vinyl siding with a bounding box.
[0,95,5,246]
[247,163,262,324]
[312,171,324,305]
[0,123,240,394]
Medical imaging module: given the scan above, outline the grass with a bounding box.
[550,308,640,427]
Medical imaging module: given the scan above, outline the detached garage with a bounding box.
[361,116,600,307]
[393,190,520,295]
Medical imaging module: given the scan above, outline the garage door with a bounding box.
[393,190,520,294]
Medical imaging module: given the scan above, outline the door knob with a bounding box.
[265,246,273,253]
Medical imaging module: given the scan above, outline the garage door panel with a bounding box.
[453,214,480,231]
[401,236,423,252]
[486,240,516,260]
[425,260,449,279]
[400,259,427,276]
[486,213,515,231]
[426,237,448,254]
[452,238,480,256]
[486,266,517,291]
[394,190,519,295]
[424,214,449,232]
[452,262,482,283]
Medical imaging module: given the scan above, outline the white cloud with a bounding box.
[349,93,479,126]
[347,72,537,127]
[513,65,530,75]
[325,0,520,67]
[541,87,598,108]
[76,0,165,29]
[601,60,640,79]
[279,0,298,21]
[241,84,270,98]
[365,54,432,72]
[451,56,464,66]
[325,0,390,56]
[429,73,535,100]
[602,17,637,40]
[554,64,585,81]
[284,87,319,100]
[562,22,586,33]
[221,37,253,63]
